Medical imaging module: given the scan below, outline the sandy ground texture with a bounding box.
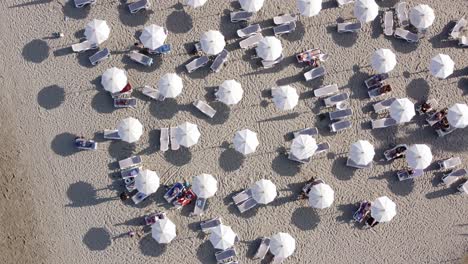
[1,0,467,263]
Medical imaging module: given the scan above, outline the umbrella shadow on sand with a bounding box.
[219,147,245,172]
[22,39,49,63]
[271,147,301,177]
[66,181,118,207]
[139,233,167,257]
[196,240,216,264]
[51,132,80,157]
[37,85,65,110]
[166,9,193,34]
[326,19,358,48]
[291,207,320,230]
[164,147,193,166]
[83,227,111,251]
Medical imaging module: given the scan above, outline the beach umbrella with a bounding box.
[270,232,296,259]
[101,67,127,93]
[192,174,218,198]
[233,129,259,155]
[354,0,379,23]
[371,196,396,222]
[200,30,225,56]
[239,0,264,12]
[406,144,432,170]
[256,36,283,61]
[348,140,375,166]
[184,0,207,8]
[297,0,322,17]
[117,117,143,143]
[140,24,167,50]
[157,73,183,98]
[251,179,277,204]
[389,98,415,123]
[429,54,454,79]
[175,122,200,148]
[151,218,176,244]
[447,103,468,128]
[371,49,397,74]
[308,183,334,209]
[291,135,317,160]
[85,19,110,45]
[135,169,160,195]
[209,225,236,250]
[272,85,299,110]
[215,80,244,105]
[409,4,435,29]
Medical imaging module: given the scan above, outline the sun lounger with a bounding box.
[273,14,297,25]
[233,189,252,205]
[353,201,371,222]
[449,17,467,40]
[436,126,457,137]
[426,112,443,126]
[457,181,468,194]
[296,48,322,64]
[210,49,229,73]
[173,188,196,209]
[89,48,110,65]
[365,73,388,89]
[397,169,423,181]
[119,156,142,170]
[239,33,263,49]
[149,44,171,55]
[293,127,318,138]
[163,182,185,203]
[132,191,149,204]
[441,169,467,186]
[237,197,258,213]
[121,166,141,179]
[200,217,222,233]
[253,237,270,260]
[329,120,352,133]
[304,66,326,81]
[271,256,285,264]
[368,85,391,98]
[315,142,330,154]
[416,99,438,115]
[337,0,354,7]
[128,0,149,14]
[144,212,166,225]
[324,92,349,107]
[193,100,216,118]
[395,2,409,27]
[125,177,137,192]
[329,108,353,121]
[230,11,254,22]
[71,40,98,53]
[346,158,372,169]
[75,138,98,150]
[383,11,394,36]
[185,56,209,73]
[373,98,396,113]
[261,54,284,69]
[169,127,180,151]
[371,118,397,129]
[114,97,137,108]
[74,0,96,8]
[314,84,339,98]
[215,248,237,264]
[237,24,261,38]
[337,22,362,33]
[438,157,461,170]
[394,28,419,43]
[288,152,310,163]
[142,85,165,101]
[160,128,169,152]
[383,144,408,161]
[273,22,296,37]
[191,197,207,216]
[128,51,153,66]
[103,129,121,140]
[459,36,468,47]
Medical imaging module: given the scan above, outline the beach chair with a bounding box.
[233,189,252,205]
[394,28,419,43]
[230,11,254,22]
[365,73,388,89]
[71,40,98,53]
[210,49,229,73]
[273,22,296,37]
[163,182,185,203]
[132,191,149,204]
[368,85,392,98]
[160,128,169,152]
[293,127,318,138]
[114,97,137,108]
[194,42,203,54]
[371,118,397,129]
[329,108,353,121]
[169,127,180,150]
[74,0,96,8]
[149,44,171,55]
[353,201,371,223]
[438,157,461,170]
[383,11,394,36]
[337,22,362,33]
[324,92,349,107]
[315,142,330,154]
[373,98,396,113]
[111,83,132,98]
[273,14,297,25]
[237,197,258,213]
[288,152,310,164]
[125,177,137,192]
[253,237,270,260]
[271,256,285,264]
[346,158,372,169]
[239,33,264,49]
[191,197,207,216]
[383,144,408,161]
[304,66,326,81]
[397,169,424,181]
[119,156,142,170]
[128,51,153,66]
[436,126,457,137]
[425,112,443,126]
[193,100,216,118]
[142,86,165,101]
[121,166,141,179]
[215,248,237,264]
[200,217,222,233]
[416,99,438,115]
[329,120,352,133]
[441,169,467,186]
[395,2,409,27]
[261,54,284,69]
[185,56,209,73]
[296,48,322,64]
[459,36,468,47]
[89,48,110,65]
[128,0,149,14]
[314,84,339,98]
[144,212,166,225]
[449,17,467,40]
[103,129,121,140]
[457,181,468,194]
[172,189,196,209]
[74,138,98,150]
[337,0,354,7]
[237,24,261,38]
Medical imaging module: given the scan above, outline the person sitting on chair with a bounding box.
[379,84,392,94]
[420,102,432,113]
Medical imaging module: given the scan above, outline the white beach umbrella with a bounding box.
[209,225,236,250]
[272,85,299,110]
[85,19,110,45]
[140,24,167,50]
[184,0,207,8]
[389,98,415,124]
[200,30,226,56]
[175,122,200,148]
[117,117,143,143]
[251,179,277,204]
[135,169,160,195]
[371,49,397,74]
[308,183,334,209]
[354,0,379,23]
[270,232,296,259]
[297,0,322,17]
[233,129,259,155]
[101,67,127,93]
[157,73,183,98]
[371,196,396,223]
[290,135,317,160]
[239,0,264,12]
[192,174,218,198]
[256,36,283,61]
[409,4,435,29]
[348,140,375,166]
[447,103,468,128]
[151,218,176,244]
[406,144,432,170]
[215,80,244,105]
[429,54,454,79]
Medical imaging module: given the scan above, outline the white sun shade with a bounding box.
[389,98,415,124]
[117,117,143,143]
[290,135,317,160]
[151,218,176,244]
[239,0,264,12]
[233,129,259,155]
[447,103,468,128]
[140,24,167,51]
[354,0,379,23]
[406,144,432,170]
[256,36,283,61]
[409,4,435,29]
[251,179,277,204]
[192,174,218,198]
[200,30,226,56]
[348,140,375,166]
[209,225,237,250]
[270,232,296,258]
[85,19,110,45]
[215,80,244,105]
[308,183,334,209]
[429,54,454,79]
[175,122,200,148]
[272,85,299,110]
[184,0,207,8]
[157,73,183,98]
[135,169,160,195]
[371,196,396,222]
[297,0,322,17]
[371,49,397,74]
[101,67,127,93]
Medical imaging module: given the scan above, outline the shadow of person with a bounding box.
[271,147,301,176]
[196,240,216,264]
[37,85,65,110]
[291,207,320,230]
[219,147,245,172]
[164,147,192,166]
[83,227,111,251]
[67,181,116,207]
[406,78,430,101]
[166,10,193,34]
[51,132,79,156]
[117,1,153,27]
[139,233,167,257]
[22,39,49,63]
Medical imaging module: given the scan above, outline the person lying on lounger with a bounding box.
[379,84,392,94]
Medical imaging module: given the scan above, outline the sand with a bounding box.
[1,0,467,263]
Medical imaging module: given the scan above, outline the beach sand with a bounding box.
[1,0,467,263]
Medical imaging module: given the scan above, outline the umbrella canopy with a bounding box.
[297,0,322,17]
[389,98,415,123]
[233,129,259,155]
[209,225,236,250]
[447,103,468,128]
[371,196,396,222]
[215,80,243,105]
[354,0,379,23]
[348,140,375,166]
[251,179,277,204]
[85,19,110,45]
[157,73,183,98]
[151,218,176,244]
[429,54,454,79]
[239,0,264,12]
[140,24,167,50]
[184,0,207,8]
[117,117,143,143]
[192,174,218,198]
[256,36,283,61]
[406,144,432,170]
[409,4,435,29]
[135,169,160,195]
[175,122,200,148]
[308,183,334,209]
[290,135,317,160]
[272,85,299,110]
[371,49,397,74]
[101,67,127,93]
[200,30,226,56]
[270,232,296,258]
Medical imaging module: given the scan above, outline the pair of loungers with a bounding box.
[127,0,150,14]
[272,14,297,37]
[158,127,181,152]
[232,189,259,213]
